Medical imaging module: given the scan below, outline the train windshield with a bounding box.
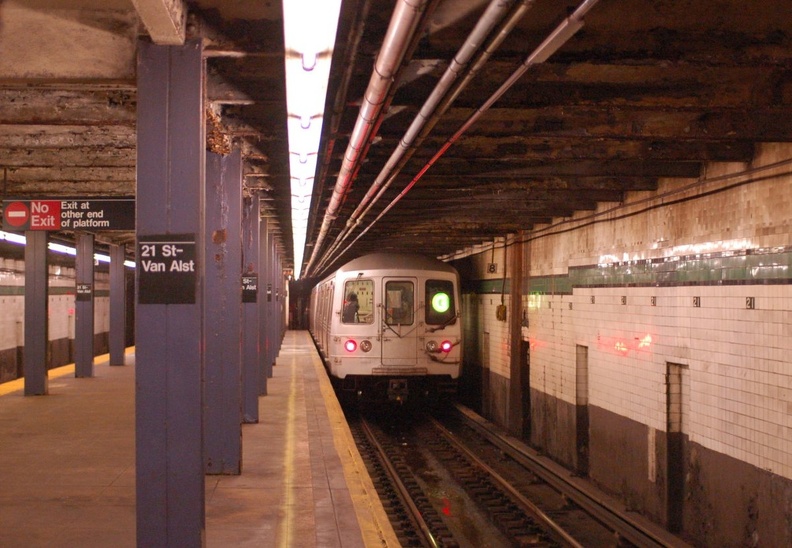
[384,281,414,325]
[342,279,374,324]
[425,279,456,325]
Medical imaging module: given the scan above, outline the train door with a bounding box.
[381,277,418,366]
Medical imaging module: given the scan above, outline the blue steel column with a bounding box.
[258,216,269,393]
[74,233,95,377]
[268,228,278,375]
[109,244,126,366]
[24,230,48,395]
[266,225,275,378]
[281,254,286,340]
[204,150,242,474]
[241,192,260,421]
[135,39,205,545]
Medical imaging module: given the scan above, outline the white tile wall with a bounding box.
[0,264,112,351]
[468,143,792,480]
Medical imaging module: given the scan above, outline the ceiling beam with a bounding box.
[420,106,792,141]
[366,135,755,163]
[130,0,188,45]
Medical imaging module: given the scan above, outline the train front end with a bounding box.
[326,255,462,405]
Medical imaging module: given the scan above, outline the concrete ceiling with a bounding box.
[2,0,791,279]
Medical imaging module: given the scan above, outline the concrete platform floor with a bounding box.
[0,331,397,547]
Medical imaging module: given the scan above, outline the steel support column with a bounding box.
[267,225,277,377]
[204,150,242,474]
[24,230,48,395]
[275,246,283,354]
[258,216,269,393]
[109,244,126,366]
[508,237,523,437]
[241,193,261,421]
[135,39,206,546]
[75,233,95,377]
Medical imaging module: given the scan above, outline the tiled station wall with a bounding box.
[456,143,792,546]
[0,259,110,382]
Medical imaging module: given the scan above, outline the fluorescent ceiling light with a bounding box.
[49,242,77,256]
[0,230,135,268]
[0,230,27,245]
[283,0,342,279]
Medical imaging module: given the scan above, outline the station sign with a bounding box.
[242,275,258,303]
[76,283,93,302]
[137,234,197,305]
[2,198,135,231]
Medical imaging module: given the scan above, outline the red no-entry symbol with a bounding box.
[4,201,29,228]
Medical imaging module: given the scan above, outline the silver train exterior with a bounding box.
[309,253,462,403]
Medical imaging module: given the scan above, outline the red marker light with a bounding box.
[344,339,357,352]
[440,340,453,353]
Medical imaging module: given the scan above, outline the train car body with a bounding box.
[310,253,462,404]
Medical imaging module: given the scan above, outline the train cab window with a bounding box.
[342,279,374,324]
[385,281,414,325]
[425,279,456,325]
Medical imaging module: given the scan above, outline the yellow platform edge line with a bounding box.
[0,346,136,397]
[310,350,401,548]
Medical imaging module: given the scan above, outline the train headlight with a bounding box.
[344,339,357,352]
[440,340,453,353]
[426,340,438,352]
[360,340,372,352]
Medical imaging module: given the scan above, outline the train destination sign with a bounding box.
[2,198,135,231]
[137,234,197,305]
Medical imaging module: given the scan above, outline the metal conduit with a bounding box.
[330,0,602,265]
[304,0,430,276]
[315,0,537,273]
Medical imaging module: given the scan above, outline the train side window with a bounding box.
[425,279,456,325]
[342,279,374,324]
[385,281,414,325]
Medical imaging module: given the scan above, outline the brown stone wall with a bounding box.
[0,347,21,384]
[529,387,578,470]
[588,404,665,520]
[48,337,72,369]
[683,440,792,547]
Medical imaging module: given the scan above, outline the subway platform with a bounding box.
[0,330,398,547]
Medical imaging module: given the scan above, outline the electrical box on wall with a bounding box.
[487,263,497,273]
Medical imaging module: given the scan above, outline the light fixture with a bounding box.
[0,230,26,245]
[0,230,135,268]
[283,0,342,279]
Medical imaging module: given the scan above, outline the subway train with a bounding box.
[309,253,462,404]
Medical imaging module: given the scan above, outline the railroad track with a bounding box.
[349,408,570,546]
[349,405,691,547]
[449,404,692,548]
[349,411,456,547]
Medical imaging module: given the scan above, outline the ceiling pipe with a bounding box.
[331,0,602,264]
[317,0,541,273]
[314,0,536,272]
[304,0,432,277]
